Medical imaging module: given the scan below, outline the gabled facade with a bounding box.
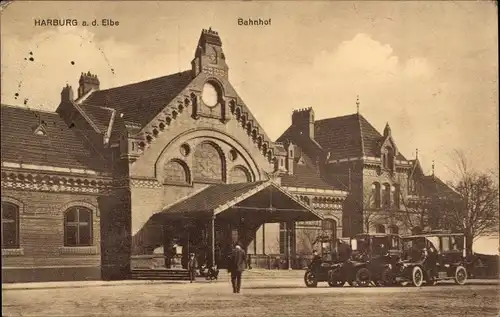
[1,28,348,282]
[1,28,453,282]
[277,107,453,237]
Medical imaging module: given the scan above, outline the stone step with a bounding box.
[130,269,191,281]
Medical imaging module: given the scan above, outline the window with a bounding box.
[375,224,386,233]
[387,147,394,170]
[441,236,451,252]
[228,166,251,184]
[193,142,224,182]
[372,182,381,208]
[164,159,190,184]
[2,202,19,249]
[393,184,401,209]
[388,225,399,234]
[64,207,93,246]
[382,183,391,209]
[322,219,337,240]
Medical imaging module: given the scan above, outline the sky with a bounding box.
[1,1,498,186]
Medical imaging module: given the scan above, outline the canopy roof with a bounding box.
[154,180,323,222]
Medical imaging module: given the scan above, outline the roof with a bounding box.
[315,113,406,161]
[420,175,458,198]
[80,104,114,133]
[403,233,464,239]
[157,181,322,221]
[1,105,109,172]
[277,113,407,161]
[163,181,268,215]
[81,70,193,127]
[281,162,341,190]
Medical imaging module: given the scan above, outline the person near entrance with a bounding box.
[228,242,246,293]
[188,252,198,283]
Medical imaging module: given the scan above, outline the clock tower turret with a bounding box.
[191,27,229,79]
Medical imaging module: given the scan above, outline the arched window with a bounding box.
[321,219,337,240]
[382,183,391,209]
[164,159,190,184]
[228,166,251,184]
[193,142,224,182]
[371,182,381,208]
[1,202,19,249]
[388,225,399,234]
[375,224,386,234]
[387,147,394,170]
[393,184,401,209]
[64,207,93,246]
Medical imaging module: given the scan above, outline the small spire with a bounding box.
[383,122,391,137]
[416,148,419,159]
[432,160,435,176]
[356,95,360,114]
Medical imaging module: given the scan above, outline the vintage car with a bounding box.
[328,233,403,287]
[395,232,468,287]
[304,237,351,287]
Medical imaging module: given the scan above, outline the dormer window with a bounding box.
[382,146,395,171]
[33,122,48,136]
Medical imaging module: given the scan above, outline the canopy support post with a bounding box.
[211,214,216,267]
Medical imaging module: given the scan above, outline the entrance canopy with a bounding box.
[154,180,323,223]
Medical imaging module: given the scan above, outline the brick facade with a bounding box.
[2,28,445,282]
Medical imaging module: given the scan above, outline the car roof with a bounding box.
[355,233,400,238]
[402,233,464,239]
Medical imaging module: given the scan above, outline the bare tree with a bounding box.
[295,224,321,255]
[443,150,499,252]
[397,190,445,234]
[362,190,389,233]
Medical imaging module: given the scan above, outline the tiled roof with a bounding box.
[278,113,407,161]
[281,162,339,190]
[158,181,322,221]
[81,70,193,127]
[80,104,114,133]
[162,182,268,215]
[421,175,457,197]
[1,105,109,172]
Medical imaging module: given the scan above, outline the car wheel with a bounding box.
[412,266,424,287]
[454,266,467,285]
[355,268,371,287]
[304,271,318,288]
[328,269,345,287]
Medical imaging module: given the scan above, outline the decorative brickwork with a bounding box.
[1,171,112,195]
[193,142,224,182]
[228,165,251,184]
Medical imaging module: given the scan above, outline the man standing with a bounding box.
[228,242,246,293]
[188,252,198,283]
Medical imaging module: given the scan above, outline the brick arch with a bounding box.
[58,201,99,217]
[163,158,191,184]
[154,128,265,182]
[228,165,252,184]
[1,196,25,214]
[203,77,227,97]
[192,141,226,183]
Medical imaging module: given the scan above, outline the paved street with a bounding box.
[2,278,499,317]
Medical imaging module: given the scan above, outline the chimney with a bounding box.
[60,84,74,103]
[78,71,100,99]
[285,141,295,175]
[292,107,315,139]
